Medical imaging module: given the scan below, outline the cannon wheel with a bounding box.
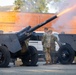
[0,46,10,67]
[22,46,38,66]
[58,44,75,64]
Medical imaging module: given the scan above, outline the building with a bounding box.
[0,12,56,32]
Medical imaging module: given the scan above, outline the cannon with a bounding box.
[0,15,57,67]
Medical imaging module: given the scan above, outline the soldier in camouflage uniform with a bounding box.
[42,29,59,64]
[49,30,58,64]
[42,28,52,65]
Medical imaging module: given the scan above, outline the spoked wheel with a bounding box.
[0,46,10,67]
[22,46,38,66]
[58,44,75,64]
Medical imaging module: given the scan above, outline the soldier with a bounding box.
[42,28,52,65]
[49,30,58,64]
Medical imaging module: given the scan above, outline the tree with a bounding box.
[12,0,64,13]
[23,0,48,13]
[12,0,25,11]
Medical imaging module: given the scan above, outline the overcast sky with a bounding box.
[0,0,15,6]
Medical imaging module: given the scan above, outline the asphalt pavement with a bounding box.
[0,61,76,75]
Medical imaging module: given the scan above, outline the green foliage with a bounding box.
[13,0,62,12]
[53,0,61,2]
[13,0,25,11]
[24,0,48,13]
[14,0,25,7]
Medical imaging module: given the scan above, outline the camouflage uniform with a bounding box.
[50,34,58,64]
[42,32,52,64]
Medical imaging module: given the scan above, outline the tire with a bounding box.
[0,46,10,67]
[22,46,38,66]
[58,44,75,64]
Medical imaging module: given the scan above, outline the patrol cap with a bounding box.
[44,27,48,30]
[48,30,52,33]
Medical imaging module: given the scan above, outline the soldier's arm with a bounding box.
[54,36,62,47]
[42,34,46,45]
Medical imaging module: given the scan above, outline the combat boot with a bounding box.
[43,60,49,65]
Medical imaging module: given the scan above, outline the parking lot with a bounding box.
[0,61,76,75]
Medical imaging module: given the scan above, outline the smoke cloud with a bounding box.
[52,0,76,34]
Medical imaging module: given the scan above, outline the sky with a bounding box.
[0,0,15,6]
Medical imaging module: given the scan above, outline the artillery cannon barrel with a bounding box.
[16,15,57,44]
[28,15,57,33]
